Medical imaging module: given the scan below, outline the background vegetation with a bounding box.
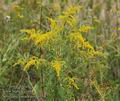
[0,0,120,101]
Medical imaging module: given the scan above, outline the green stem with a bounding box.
[26,71,40,101]
[41,68,45,101]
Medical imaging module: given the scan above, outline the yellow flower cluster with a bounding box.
[58,5,81,27]
[20,28,36,35]
[33,32,54,47]
[79,25,94,33]
[65,77,79,90]
[63,6,82,16]
[24,56,39,71]
[68,32,103,57]
[84,41,94,50]
[20,29,56,47]
[88,50,103,57]
[69,32,94,50]
[51,60,62,77]
[14,56,38,71]
[59,15,77,27]
[69,32,84,44]
[47,17,58,30]
[14,56,46,71]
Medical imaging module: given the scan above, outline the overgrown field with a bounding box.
[0,0,120,101]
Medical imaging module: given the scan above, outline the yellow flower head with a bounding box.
[88,50,103,57]
[24,56,39,71]
[84,41,94,50]
[20,28,36,35]
[58,5,81,27]
[79,25,94,33]
[69,32,95,51]
[47,17,58,30]
[69,32,85,45]
[65,77,79,90]
[51,60,62,77]
[63,5,82,16]
[20,29,56,47]
[14,56,40,71]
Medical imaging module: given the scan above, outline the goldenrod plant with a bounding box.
[0,0,120,101]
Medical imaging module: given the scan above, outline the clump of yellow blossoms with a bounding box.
[14,56,46,71]
[58,5,82,27]
[63,5,82,16]
[79,25,94,33]
[51,60,62,77]
[69,32,85,45]
[24,56,39,71]
[68,32,103,57]
[47,17,58,30]
[69,32,94,50]
[18,5,103,78]
[65,77,79,90]
[20,29,57,47]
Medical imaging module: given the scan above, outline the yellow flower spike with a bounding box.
[79,25,94,33]
[58,14,77,27]
[20,28,36,35]
[92,51,103,57]
[58,5,81,27]
[20,28,57,47]
[87,50,104,58]
[35,32,56,46]
[58,15,68,25]
[51,60,62,77]
[67,15,77,27]
[65,77,79,90]
[14,56,43,71]
[69,32,96,52]
[63,5,82,16]
[84,41,94,50]
[69,32,85,45]
[24,56,39,71]
[47,17,58,30]
[68,31,102,58]
[29,33,38,41]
